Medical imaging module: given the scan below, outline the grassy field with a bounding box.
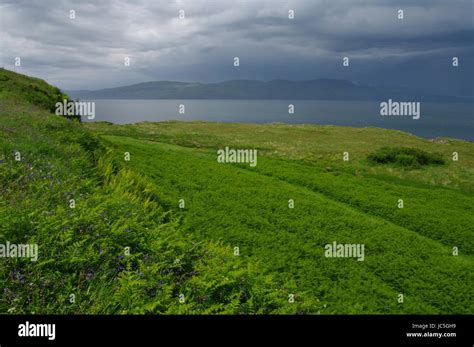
[1,68,473,314]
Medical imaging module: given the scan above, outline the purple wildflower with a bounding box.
[86,270,94,280]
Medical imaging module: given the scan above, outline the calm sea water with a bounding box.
[84,100,474,141]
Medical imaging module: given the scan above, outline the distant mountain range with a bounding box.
[67,79,472,102]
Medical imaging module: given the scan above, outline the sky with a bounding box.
[0,0,472,96]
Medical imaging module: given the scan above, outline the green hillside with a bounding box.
[0,69,307,314]
[1,68,473,314]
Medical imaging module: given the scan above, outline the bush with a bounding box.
[368,147,445,168]
[395,154,419,168]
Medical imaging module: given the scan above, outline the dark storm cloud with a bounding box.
[0,0,472,95]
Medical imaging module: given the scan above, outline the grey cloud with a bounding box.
[0,0,472,96]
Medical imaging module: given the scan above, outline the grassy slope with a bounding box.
[85,120,474,314]
[0,68,312,314]
[1,68,472,314]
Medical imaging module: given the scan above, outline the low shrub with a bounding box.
[367,147,445,168]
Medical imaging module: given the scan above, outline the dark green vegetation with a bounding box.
[368,147,445,168]
[1,68,473,314]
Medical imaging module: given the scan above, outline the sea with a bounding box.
[83,99,474,142]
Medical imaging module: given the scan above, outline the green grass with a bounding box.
[0,68,67,113]
[0,69,312,314]
[95,134,473,313]
[1,68,473,314]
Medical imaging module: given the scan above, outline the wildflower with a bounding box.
[86,270,94,280]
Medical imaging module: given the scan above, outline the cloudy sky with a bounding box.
[0,0,472,95]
